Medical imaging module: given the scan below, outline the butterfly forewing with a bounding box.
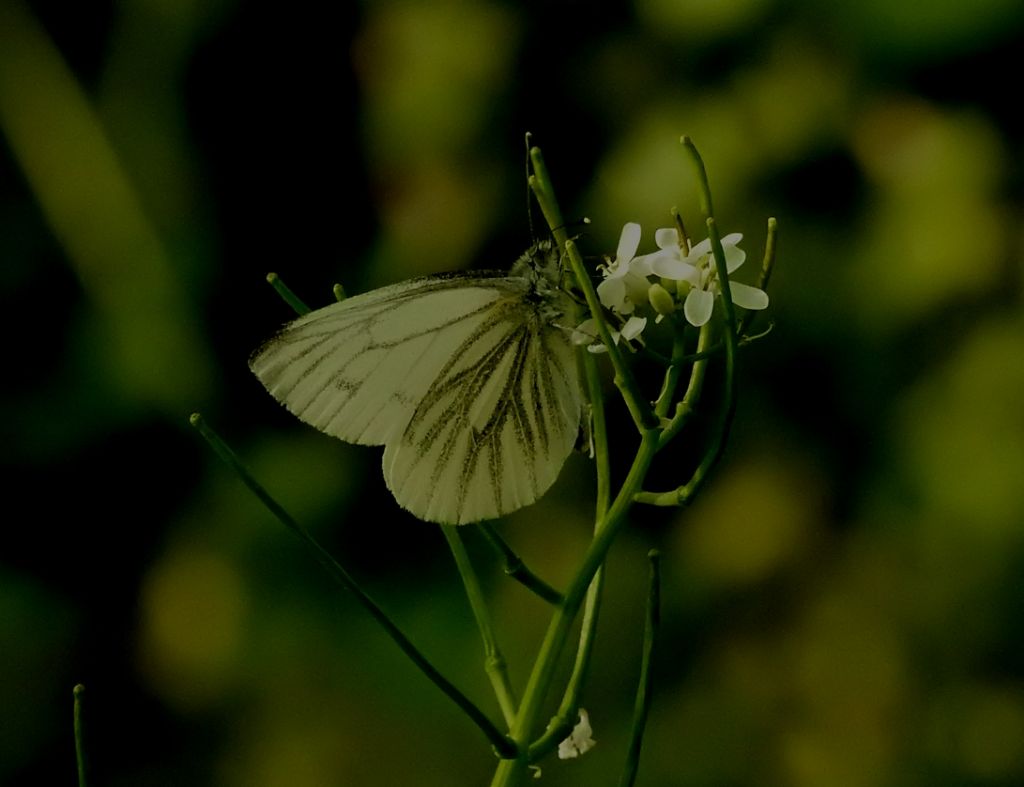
[251,274,527,446]
[250,241,582,525]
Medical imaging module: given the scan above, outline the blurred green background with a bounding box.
[2,0,1024,784]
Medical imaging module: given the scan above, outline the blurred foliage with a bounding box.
[2,0,1023,785]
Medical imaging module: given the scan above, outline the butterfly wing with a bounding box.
[383,294,582,524]
[250,273,532,446]
[251,268,582,524]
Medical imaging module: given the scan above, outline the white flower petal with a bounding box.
[723,242,746,274]
[572,318,598,345]
[616,222,642,264]
[650,255,698,282]
[684,288,714,326]
[573,318,611,352]
[598,277,631,313]
[687,237,712,259]
[627,254,654,278]
[558,709,596,760]
[728,281,769,310]
[623,271,653,309]
[620,315,648,341]
[654,227,680,250]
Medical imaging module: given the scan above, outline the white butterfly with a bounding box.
[250,241,583,525]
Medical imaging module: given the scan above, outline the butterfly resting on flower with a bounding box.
[250,242,583,526]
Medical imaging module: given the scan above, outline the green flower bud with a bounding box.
[648,282,675,317]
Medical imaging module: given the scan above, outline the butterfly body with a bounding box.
[251,241,582,525]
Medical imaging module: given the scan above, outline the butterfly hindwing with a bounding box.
[383,293,581,524]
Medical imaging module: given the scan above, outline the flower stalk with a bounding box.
[477,523,564,605]
[489,138,767,787]
[618,550,661,787]
[74,684,88,787]
[442,525,519,727]
[189,413,518,758]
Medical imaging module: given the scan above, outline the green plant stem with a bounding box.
[73,684,87,787]
[640,342,734,505]
[670,207,692,252]
[618,550,661,787]
[638,324,720,502]
[498,142,657,782]
[190,413,516,758]
[565,238,657,432]
[487,138,741,785]
[688,216,740,493]
[681,136,714,219]
[636,141,741,505]
[737,217,777,336]
[656,322,714,451]
[528,146,656,434]
[654,330,688,421]
[521,143,619,762]
[442,526,518,727]
[758,217,779,290]
[477,523,563,605]
[527,347,615,763]
[586,360,613,522]
[265,272,310,315]
[525,565,602,763]
[490,429,661,786]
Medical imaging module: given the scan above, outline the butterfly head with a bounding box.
[511,240,566,313]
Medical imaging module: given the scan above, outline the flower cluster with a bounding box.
[574,222,768,352]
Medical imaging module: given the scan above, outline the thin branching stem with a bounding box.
[442,526,518,727]
[74,684,87,787]
[654,329,688,421]
[190,413,517,758]
[655,322,714,452]
[565,238,657,432]
[265,272,310,315]
[477,523,563,605]
[492,429,661,784]
[527,340,616,762]
[528,147,656,434]
[618,550,661,787]
[519,145,618,763]
[737,217,777,336]
[636,140,741,505]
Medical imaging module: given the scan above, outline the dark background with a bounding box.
[3,0,1024,784]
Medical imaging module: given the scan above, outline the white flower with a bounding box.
[558,709,596,760]
[577,222,768,351]
[636,226,688,271]
[572,315,647,354]
[649,230,768,327]
[596,223,654,315]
